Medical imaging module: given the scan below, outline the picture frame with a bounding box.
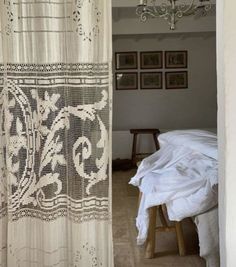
[140,72,162,89]
[115,52,138,70]
[115,72,138,90]
[165,71,188,89]
[140,51,163,69]
[165,51,188,69]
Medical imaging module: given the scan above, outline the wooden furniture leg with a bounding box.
[131,133,138,165]
[153,133,160,150]
[132,129,186,259]
[158,205,168,227]
[138,192,186,258]
[175,221,186,256]
[145,206,157,259]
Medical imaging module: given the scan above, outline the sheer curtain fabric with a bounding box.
[0,1,113,266]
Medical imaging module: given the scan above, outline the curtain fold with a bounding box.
[0,1,113,266]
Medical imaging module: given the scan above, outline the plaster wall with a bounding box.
[217,0,236,266]
[113,34,217,131]
[112,33,217,159]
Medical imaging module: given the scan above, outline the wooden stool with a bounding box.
[133,131,186,259]
[130,128,160,165]
[139,192,186,259]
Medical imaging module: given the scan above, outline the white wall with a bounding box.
[216,0,226,265]
[112,33,217,159]
[113,33,217,131]
[112,4,217,160]
[217,0,236,266]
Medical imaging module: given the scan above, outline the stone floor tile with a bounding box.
[112,170,206,267]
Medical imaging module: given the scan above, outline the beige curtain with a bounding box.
[0,1,113,266]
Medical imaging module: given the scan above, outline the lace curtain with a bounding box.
[0,1,113,266]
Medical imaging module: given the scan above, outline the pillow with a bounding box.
[158,129,218,160]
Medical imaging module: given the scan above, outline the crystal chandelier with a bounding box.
[136,0,212,30]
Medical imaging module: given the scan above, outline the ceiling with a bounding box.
[112,0,216,35]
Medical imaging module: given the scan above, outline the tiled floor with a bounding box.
[112,170,206,267]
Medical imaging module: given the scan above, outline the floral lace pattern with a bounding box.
[0,63,110,222]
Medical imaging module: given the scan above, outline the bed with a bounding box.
[129,129,220,267]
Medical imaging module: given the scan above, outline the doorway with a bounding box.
[112,1,219,266]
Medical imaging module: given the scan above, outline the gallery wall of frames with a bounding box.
[114,51,188,90]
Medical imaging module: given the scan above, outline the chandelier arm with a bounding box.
[151,0,158,14]
[136,2,170,21]
[135,0,212,30]
[176,2,212,19]
[136,6,148,20]
[151,0,171,15]
[157,5,177,30]
[158,3,169,15]
[176,0,195,15]
[136,5,159,21]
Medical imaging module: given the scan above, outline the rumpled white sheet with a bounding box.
[129,130,218,245]
[194,206,220,267]
[158,129,218,160]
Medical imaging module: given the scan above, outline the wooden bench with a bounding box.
[143,197,186,258]
[130,128,160,165]
[131,128,186,258]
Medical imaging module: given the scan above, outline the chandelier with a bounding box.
[136,0,212,30]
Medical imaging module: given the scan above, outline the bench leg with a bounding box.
[145,206,157,259]
[153,133,160,151]
[131,133,138,165]
[175,221,186,256]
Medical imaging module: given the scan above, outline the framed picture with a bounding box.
[115,72,138,90]
[165,71,188,89]
[165,51,188,69]
[115,52,138,70]
[140,72,162,89]
[140,51,163,69]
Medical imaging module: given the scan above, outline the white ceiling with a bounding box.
[112,0,216,8]
[112,0,216,34]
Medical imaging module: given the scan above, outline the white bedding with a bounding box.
[158,129,218,160]
[195,206,220,267]
[129,130,218,245]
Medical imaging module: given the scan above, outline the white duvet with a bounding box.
[129,130,218,245]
